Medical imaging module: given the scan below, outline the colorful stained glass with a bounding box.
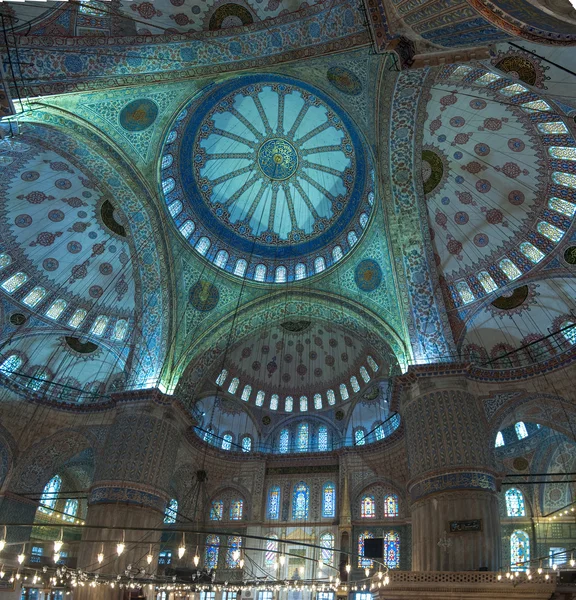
[358,531,374,567]
[39,475,61,512]
[90,315,108,335]
[179,220,195,238]
[367,356,379,372]
[384,531,400,569]
[360,366,370,383]
[315,256,326,273]
[205,535,220,569]
[361,495,375,518]
[314,394,322,410]
[230,499,243,520]
[549,547,567,567]
[350,376,360,392]
[549,197,576,217]
[549,147,576,161]
[228,378,239,394]
[285,396,293,412]
[215,369,228,385]
[515,422,528,440]
[270,394,279,410]
[292,482,309,519]
[164,498,178,524]
[475,72,500,86]
[204,427,214,444]
[275,266,287,283]
[354,428,366,446]
[511,530,529,571]
[520,242,545,264]
[375,423,385,440]
[241,385,251,401]
[168,201,182,218]
[162,178,175,194]
[0,354,21,377]
[0,254,11,270]
[28,370,48,391]
[384,494,399,518]
[234,259,248,277]
[2,272,28,293]
[79,1,103,16]
[46,299,67,320]
[327,389,336,405]
[340,384,349,400]
[222,433,233,450]
[210,500,223,521]
[241,436,252,452]
[214,250,229,268]
[333,246,344,261]
[62,498,78,522]
[300,396,308,411]
[256,391,265,406]
[23,286,46,308]
[538,122,568,134]
[265,536,279,567]
[561,321,576,344]
[348,231,358,246]
[318,426,328,451]
[227,536,242,568]
[537,221,564,242]
[456,281,475,304]
[297,423,309,451]
[322,482,336,517]
[495,431,505,447]
[320,532,334,565]
[112,320,128,341]
[499,259,522,281]
[268,486,281,519]
[505,488,526,517]
[451,65,473,79]
[167,131,178,143]
[255,264,267,282]
[279,429,289,453]
[477,271,498,293]
[500,83,528,96]
[360,213,368,228]
[295,263,306,280]
[69,309,87,328]
[553,171,576,189]
[161,154,173,169]
[522,100,551,113]
[196,237,211,255]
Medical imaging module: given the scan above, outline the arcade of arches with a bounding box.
[0,0,576,598]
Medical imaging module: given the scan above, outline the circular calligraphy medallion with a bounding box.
[257,138,298,180]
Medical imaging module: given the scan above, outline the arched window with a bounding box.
[360,213,369,228]
[361,495,375,518]
[520,242,545,264]
[505,488,526,517]
[332,246,343,262]
[320,532,334,565]
[275,266,287,283]
[164,499,178,524]
[314,256,326,273]
[279,429,290,453]
[226,536,242,568]
[300,396,308,412]
[90,315,109,336]
[340,383,349,400]
[214,250,229,268]
[495,431,505,447]
[204,535,220,569]
[292,482,309,519]
[167,130,178,144]
[348,231,358,246]
[215,369,228,386]
[168,201,182,218]
[270,394,279,410]
[456,281,474,304]
[0,354,21,377]
[254,264,267,282]
[46,299,67,320]
[196,237,211,256]
[358,531,374,567]
[515,422,528,440]
[162,178,175,194]
[511,530,530,571]
[318,425,328,451]
[0,254,11,270]
[27,370,48,391]
[384,494,399,518]
[69,309,87,328]
[322,482,336,518]
[265,535,279,567]
[477,271,498,293]
[314,394,322,410]
[354,427,366,446]
[222,433,233,450]
[256,390,265,407]
[112,320,129,341]
[327,389,336,405]
[210,500,223,521]
[374,422,385,441]
[537,221,564,242]
[62,498,78,522]
[350,376,360,392]
[360,366,370,383]
[295,263,307,280]
[561,321,576,344]
[241,436,252,452]
[161,154,173,169]
[268,486,281,520]
[499,258,522,281]
[384,531,400,569]
[39,475,61,513]
[241,385,251,401]
[203,426,214,444]
[228,378,239,394]
[549,197,576,217]
[297,423,309,451]
[1,272,28,293]
[23,286,47,308]
[367,356,379,372]
[230,499,243,520]
[285,396,293,412]
[179,220,195,238]
[234,259,248,277]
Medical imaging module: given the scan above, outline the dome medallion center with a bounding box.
[257,138,298,180]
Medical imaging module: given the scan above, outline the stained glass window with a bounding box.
[204,427,214,444]
[361,495,375,518]
[234,259,248,277]
[505,488,526,517]
[320,532,334,565]
[162,178,175,194]
[500,83,528,96]
[511,530,529,571]
[241,385,251,401]
[79,0,103,16]
[210,500,223,521]
[359,366,370,383]
[384,531,400,569]
[322,482,336,518]
[549,197,576,217]
[522,100,551,113]
[222,433,233,450]
[23,287,46,308]
[196,237,211,256]
[28,370,48,391]
[167,131,178,143]
[295,263,307,280]
[227,536,242,568]
[537,221,565,242]
[477,271,498,293]
[2,272,28,293]
[314,256,326,273]
[340,384,349,400]
[327,389,336,405]
[456,280,475,304]
[164,498,178,524]
[367,356,379,372]
[285,396,293,412]
[215,250,229,268]
[62,498,78,522]
[0,354,21,377]
[230,500,243,520]
[520,242,545,264]
[275,266,287,283]
[39,475,61,512]
[270,394,279,410]
[549,147,576,161]
[354,428,366,446]
[227,378,239,394]
[46,299,67,320]
[256,391,265,407]
[112,320,129,341]
[90,315,108,336]
[314,394,322,410]
[179,219,196,239]
[255,264,267,282]
[297,423,309,451]
[161,154,173,169]
[549,547,567,567]
[384,494,399,518]
[348,231,358,246]
[360,213,369,228]
[553,171,576,189]
[499,259,522,281]
[267,486,281,519]
[205,535,220,569]
[475,72,500,86]
[333,246,343,261]
[300,396,308,412]
[318,426,328,451]
[241,436,252,452]
[375,423,385,440]
[292,482,309,519]
[279,429,289,453]
[561,321,576,344]
[216,369,228,385]
[515,421,528,440]
[450,65,472,79]
[495,431,505,447]
[350,376,360,392]
[0,254,11,270]
[358,531,374,567]
[537,122,568,134]
[265,536,279,567]
[69,309,87,328]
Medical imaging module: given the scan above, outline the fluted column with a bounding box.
[399,374,500,571]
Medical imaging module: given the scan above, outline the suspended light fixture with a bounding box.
[117,531,125,556]
[178,534,186,559]
[0,526,6,552]
[538,561,543,574]
[147,545,154,565]
[345,563,351,573]
[239,557,245,569]
[17,553,25,565]
[571,553,575,568]
[54,528,64,554]
[54,552,61,563]
[97,544,104,564]
[364,567,370,577]
[0,567,4,579]
[279,555,286,566]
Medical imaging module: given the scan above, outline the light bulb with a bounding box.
[497,574,502,581]
[506,572,510,578]
[15,573,21,580]
[279,555,285,566]
[553,564,558,571]
[345,564,351,573]
[193,553,200,567]
[377,570,383,580]
[384,576,389,585]
[147,553,153,565]
[178,545,185,559]
[0,540,5,552]
[54,540,63,554]
[364,567,370,577]
[545,574,550,580]
[0,569,4,579]
[239,558,245,569]
[97,552,104,564]
[232,550,240,561]
[526,568,531,576]
[17,554,25,564]
[116,543,125,556]
[538,567,543,574]
[54,553,61,563]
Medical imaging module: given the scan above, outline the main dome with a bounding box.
[160,74,374,283]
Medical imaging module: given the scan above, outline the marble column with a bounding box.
[399,375,501,571]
